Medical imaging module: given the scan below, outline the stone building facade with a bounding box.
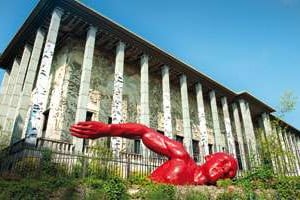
[0,0,299,174]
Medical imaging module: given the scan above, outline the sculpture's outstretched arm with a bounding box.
[70,121,190,159]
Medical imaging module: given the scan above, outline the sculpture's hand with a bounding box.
[70,121,110,139]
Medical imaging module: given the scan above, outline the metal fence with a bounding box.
[0,145,167,179]
[0,138,298,179]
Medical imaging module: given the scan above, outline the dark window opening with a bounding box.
[208,144,213,154]
[42,109,50,137]
[86,111,93,121]
[235,141,243,170]
[106,117,112,148]
[157,130,164,135]
[134,140,141,154]
[222,147,226,152]
[83,111,94,152]
[175,135,184,143]
[108,117,112,124]
[192,140,200,162]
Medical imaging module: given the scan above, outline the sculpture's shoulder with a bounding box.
[150,158,196,185]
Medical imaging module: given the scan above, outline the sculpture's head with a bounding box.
[201,152,238,184]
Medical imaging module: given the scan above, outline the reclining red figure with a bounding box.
[70,121,238,185]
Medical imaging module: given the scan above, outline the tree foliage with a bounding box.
[278,90,298,117]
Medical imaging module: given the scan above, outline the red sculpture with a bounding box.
[70,121,238,185]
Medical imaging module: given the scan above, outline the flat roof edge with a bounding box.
[236,91,276,113]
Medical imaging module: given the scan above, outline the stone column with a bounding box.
[179,74,193,155]
[287,133,300,175]
[0,59,20,128]
[25,8,63,145]
[209,90,225,152]
[161,65,172,139]
[282,130,297,175]
[3,45,31,144]
[12,29,45,142]
[261,112,278,172]
[140,54,150,157]
[296,136,300,168]
[232,103,248,170]
[73,26,97,152]
[221,97,236,157]
[239,99,257,165]
[111,41,125,154]
[277,127,291,173]
[0,70,10,106]
[195,83,209,161]
[292,135,300,165]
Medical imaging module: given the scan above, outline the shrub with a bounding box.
[14,157,40,177]
[140,183,176,200]
[216,179,233,188]
[184,190,211,200]
[84,176,129,200]
[273,176,300,200]
[0,176,74,200]
[127,172,149,186]
[40,149,68,177]
[103,176,129,200]
[216,191,246,200]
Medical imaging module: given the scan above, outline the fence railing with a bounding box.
[0,145,167,179]
[1,138,299,179]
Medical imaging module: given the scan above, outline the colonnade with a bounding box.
[0,7,299,175]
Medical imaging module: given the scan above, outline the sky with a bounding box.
[0,0,299,128]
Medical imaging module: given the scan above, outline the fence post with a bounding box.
[126,156,131,179]
[82,154,88,178]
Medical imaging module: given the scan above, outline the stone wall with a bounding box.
[46,36,223,149]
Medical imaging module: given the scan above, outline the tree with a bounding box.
[278,90,298,118]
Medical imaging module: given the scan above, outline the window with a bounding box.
[192,140,200,162]
[42,109,50,138]
[108,117,112,124]
[86,111,93,121]
[235,141,243,170]
[208,144,213,154]
[106,117,112,148]
[175,135,184,143]
[134,140,141,154]
[83,111,94,152]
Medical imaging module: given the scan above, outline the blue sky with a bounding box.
[0,0,299,128]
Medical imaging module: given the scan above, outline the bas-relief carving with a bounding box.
[149,74,163,129]
[157,112,164,131]
[175,119,184,136]
[60,62,81,142]
[170,84,182,136]
[45,38,215,147]
[90,53,141,151]
[49,64,67,139]
[169,83,200,140]
[47,42,82,142]
[202,100,214,145]
[123,63,140,124]
[90,54,114,123]
[188,92,201,141]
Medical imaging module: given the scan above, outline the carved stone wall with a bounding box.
[90,51,114,123]
[47,40,82,142]
[170,82,183,137]
[188,91,201,141]
[149,73,163,130]
[46,37,219,148]
[204,97,215,144]
[123,62,140,123]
